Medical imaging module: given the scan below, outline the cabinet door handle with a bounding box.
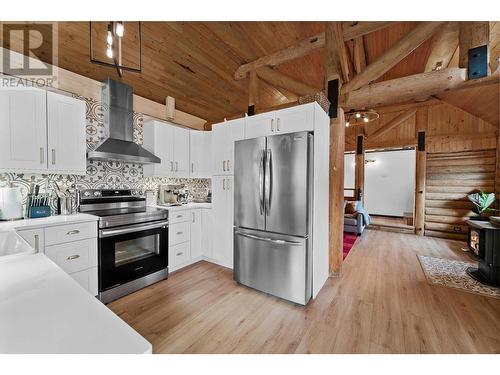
[40,148,44,164]
[222,179,226,190]
[170,161,174,171]
[176,252,183,256]
[34,234,40,252]
[277,118,280,131]
[227,179,231,190]
[223,160,226,172]
[271,119,274,132]
[175,161,179,171]
[51,149,56,165]
[192,212,195,223]
[176,214,182,218]
[227,160,230,171]
[66,254,80,261]
[66,230,80,235]
[191,162,194,173]
[176,231,183,235]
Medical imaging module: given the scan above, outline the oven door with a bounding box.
[99,220,168,292]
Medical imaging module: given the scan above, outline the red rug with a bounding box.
[343,233,358,259]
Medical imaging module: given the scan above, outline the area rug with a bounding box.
[343,233,358,260]
[417,255,500,299]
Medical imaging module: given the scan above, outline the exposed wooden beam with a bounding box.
[353,37,367,74]
[414,108,428,236]
[332,23,351,82]
[343,22,445,92]
[459,22,490,69]
[373,98,441,114]
[368,109,417,140]
[343,68,500,110]
[255,66,317,96]
[235,22,396,80]
[425,22,459,72]
[342,21,396,41]
[325,22,345,277]
[235,33,325,80]
[248,69,259,109]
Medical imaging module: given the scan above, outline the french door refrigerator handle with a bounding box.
[264,149,272,216]
[234,231,302,246]
[259,150,265,215]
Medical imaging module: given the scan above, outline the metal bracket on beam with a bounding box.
[468,45,488,80]
[327,79,339,119]
[417,131,426,151]
[247,105,255,116]
[356,135,364,155]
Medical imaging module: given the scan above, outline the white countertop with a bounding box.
[0,213,98,231]
[153,202,212,211]
[0,253,152,354]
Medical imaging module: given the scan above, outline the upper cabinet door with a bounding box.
[226,118,245,174]
[0,89,47,172]
[190,130,212,178]
[211,123,227,175]
[172,126,190,177]
[47,92,86,174]
[245,111,276,139]
[143,121,174,177]
[274,103,314,135]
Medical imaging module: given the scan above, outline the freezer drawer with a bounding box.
[234,227,311,305]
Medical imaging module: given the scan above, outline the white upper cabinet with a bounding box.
[190,130,212,178]
[47,92,86,174]
[274,102,314,134]
[143,120,173,177]
[0,88,86,174]
[244,103,315,139]
[0,88,47,172]
[172,126,190,178]
[212,118,244,176]
[244,111,276,139]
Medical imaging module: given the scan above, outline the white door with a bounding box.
[143,121,173,177]
[245,111,275,139]
[223,176,234,268]
[274,103,314,135]
[0,89,47,172]
[212,176,227,264]
[189,130,212,178]
[190,209,202,259]
[211,123,227,175]
[172,126,190,177]
[201,208,213,259]
[47,92,86,174]
[17,228,44,253]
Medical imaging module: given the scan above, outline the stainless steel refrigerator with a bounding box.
[234,131,313,305]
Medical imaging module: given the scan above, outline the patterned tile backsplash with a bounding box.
[0,96,210,206]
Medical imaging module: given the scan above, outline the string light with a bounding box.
[115,22,124,37]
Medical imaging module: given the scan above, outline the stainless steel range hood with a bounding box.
[87,79,161,164]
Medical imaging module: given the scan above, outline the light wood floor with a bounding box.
[108,229,500,354]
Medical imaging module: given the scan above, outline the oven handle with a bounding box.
[99,220,169,238]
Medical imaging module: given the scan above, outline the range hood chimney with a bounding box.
[87,79,161,164]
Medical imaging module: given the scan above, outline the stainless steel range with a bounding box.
[79,189,168,303]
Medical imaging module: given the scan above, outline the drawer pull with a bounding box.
[66,254,80,261]
[34,234,40,252]
[176,252,183,256]
[66,230,80,235]
[176,231,183,235]
[176,214,183,218]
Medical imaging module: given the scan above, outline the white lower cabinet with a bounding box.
[212,176,234,268]
[167,207,213,272]
[16,221,98,297]
[17,228,44,253]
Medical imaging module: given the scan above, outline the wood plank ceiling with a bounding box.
[1,21,497,124]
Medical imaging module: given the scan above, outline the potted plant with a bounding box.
[467,191,497,221]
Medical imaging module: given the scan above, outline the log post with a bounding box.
[325,22,345,277]
[414,107,428,236]
[355,134,365,205]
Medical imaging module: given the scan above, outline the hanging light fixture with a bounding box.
[106,23,114,59]
[345,109,379,127]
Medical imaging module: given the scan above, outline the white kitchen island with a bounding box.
[0,252,152,354]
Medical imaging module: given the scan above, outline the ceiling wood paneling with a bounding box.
[1,21,498,124]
